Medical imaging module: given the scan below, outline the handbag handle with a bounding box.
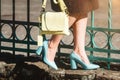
[42,0,68,14]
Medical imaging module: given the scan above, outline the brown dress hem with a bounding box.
[51,0,99,14]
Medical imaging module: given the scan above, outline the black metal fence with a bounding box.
[0,0,41,56]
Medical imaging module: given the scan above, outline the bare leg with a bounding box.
[47,16,77,61]
[73,16,90,64]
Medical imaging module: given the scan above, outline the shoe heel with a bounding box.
[36,46,42,55]
[70,58,77,69]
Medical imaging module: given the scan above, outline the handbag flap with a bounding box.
[41,12,68,31]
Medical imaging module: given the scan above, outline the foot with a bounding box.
[70,51,100,70]
[43,40,58,70]
[46,41,58,62]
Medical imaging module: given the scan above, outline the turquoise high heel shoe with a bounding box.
[36,46,43,55]
[43,40,58,70]
[70,51,100,70]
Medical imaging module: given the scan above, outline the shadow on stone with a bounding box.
[8,62,51,80]
[0,52,40,64]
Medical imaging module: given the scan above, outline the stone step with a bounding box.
[0,61,120,80]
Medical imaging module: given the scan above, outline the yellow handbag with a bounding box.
[40,12,69,35]
[37,0,70,46]
[39,0,70,35]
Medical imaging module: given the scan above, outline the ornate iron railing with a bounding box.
[0,0,120,69]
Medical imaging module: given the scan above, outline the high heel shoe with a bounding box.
[36,46,43,55]
[70,51,100,70]
[42,40,58,70]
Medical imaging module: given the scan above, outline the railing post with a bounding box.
[12,0,16,55]
[108,0,112,29]
[27,0,30,56]
[107,0,112,69]
[90,11,95,60]
[0,0,1,53]
[0,0,1,19]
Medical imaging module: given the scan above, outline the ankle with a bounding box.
[49,40,58,49]
[46,41,58,62]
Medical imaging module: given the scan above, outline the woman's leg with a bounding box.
[73,14,90,64]
[46,16,77,62]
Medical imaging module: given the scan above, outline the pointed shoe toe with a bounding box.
[44,58,58,70]
[84,63,100,70]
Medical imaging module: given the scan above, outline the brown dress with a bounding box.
[51,0,99,14]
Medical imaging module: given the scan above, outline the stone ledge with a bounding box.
[0,52,120,80]
[0,61,120,80]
